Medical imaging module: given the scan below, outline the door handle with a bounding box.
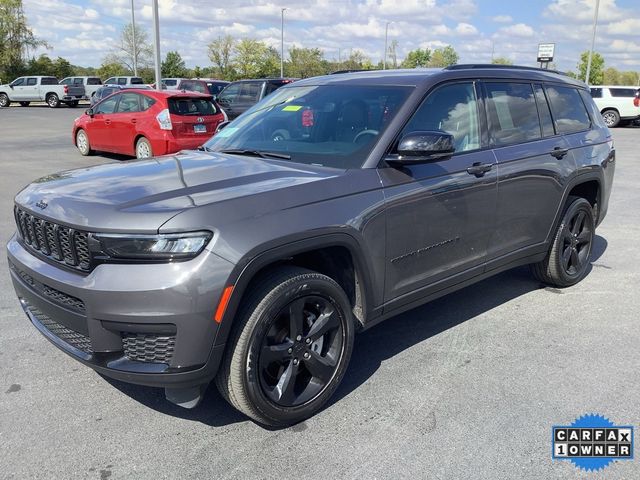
[131,119,137,124]
[466,162,493,177]
[105,119,111,125]
[550,147,569,159]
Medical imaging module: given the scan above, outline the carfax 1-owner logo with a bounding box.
[552,414,634,472]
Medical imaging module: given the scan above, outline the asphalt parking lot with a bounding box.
[0,106,639,479]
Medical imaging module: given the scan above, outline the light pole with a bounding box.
[585,0,600,85]
[130,0,137,76]
[280,8,287,78]
[383,21,392,70]
[151,0,161,90]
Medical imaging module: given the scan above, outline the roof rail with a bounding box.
[445,64,565,75]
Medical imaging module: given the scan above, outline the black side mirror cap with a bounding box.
[389,130,456,165]
[85,108,94,117]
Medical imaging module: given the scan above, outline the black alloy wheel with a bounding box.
[560,208,592,276]
[259,295,343,407]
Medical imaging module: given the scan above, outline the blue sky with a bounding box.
[22,0,640,73]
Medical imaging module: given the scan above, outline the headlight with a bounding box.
[93,231,212,260]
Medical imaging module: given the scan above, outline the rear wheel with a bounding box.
[531,196,595,287]
[216,267,355,427]
[0,94,10,108]
[75,129,93,156]
[46,93,60,108]
[19,101,30,107]
[601,109,620,128]
[135,137,153,159]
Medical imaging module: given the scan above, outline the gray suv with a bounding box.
[7,65,615,426]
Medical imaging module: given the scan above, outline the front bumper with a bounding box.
[7,234,234,389]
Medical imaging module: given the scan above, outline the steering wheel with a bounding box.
[271,129,291,142]
[353,129,379,144]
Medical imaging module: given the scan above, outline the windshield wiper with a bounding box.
[219,149,291,160]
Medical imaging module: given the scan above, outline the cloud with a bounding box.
[492,15,513,23]
[496,23,534,38]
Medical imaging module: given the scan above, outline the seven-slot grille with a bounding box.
[14,207,92,271]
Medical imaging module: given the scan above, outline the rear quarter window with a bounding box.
[609,88,637,98]
[131,77,144,85]
[87,78,102,85]
[168,97,218,115]
[41,77,59,85]
[579,89,607,129]
[545,85,591,134]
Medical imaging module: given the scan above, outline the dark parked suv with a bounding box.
[8,65,615,426]
[216,77,296,119]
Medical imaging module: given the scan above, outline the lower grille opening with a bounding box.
[26,302,93,354]
[122,333,176,364]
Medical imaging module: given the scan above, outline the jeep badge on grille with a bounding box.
[35,200,48,210]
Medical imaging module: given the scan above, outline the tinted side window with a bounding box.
[240,82,263,103]
[87,78,102,85]
[546,86,591,134]
[579,89,607,129]
[26,78,37,86]
[265,82,284,96]
[533,84,555,137]
[41,77,58,85]
[610,88,637,97]
[96,95,119,114]
[130,77,144,85]
[485,82,541,146]
[73,78,83,85]
[117,78,127,85]
[218,83,241,102]
[403,82,480,153]
[115,93,141,113]
[590,88,603,98]
[141,95,156,111]
[11,78,24,86]
[104,77,115,85]
[60,78,72,85]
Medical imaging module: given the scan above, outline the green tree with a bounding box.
[234,38,280,78]
[26,53,53,75]
[208,35,236,80]
[619,71,640,86]
[401,48,431,68]
[341,50,370,70]
[52,56,73,78]
[287,46,327,78]
[97,61,128,79]
[577,51,604,85]
[161,50,187,77]
[429,45,459,67]
[491,56,513,65]
[0,0,48,80]
[192,65,203,78]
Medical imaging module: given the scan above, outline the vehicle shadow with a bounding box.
[100,235,608,428]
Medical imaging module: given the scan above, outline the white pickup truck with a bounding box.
[0,76,85,108]
[60,76,103,100]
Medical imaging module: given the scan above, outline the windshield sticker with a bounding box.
[216,127,238,138]
[282,105,303,112]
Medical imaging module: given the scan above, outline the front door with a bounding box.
[89,94,120,150]
[380,81,497,305]
[109,92,142,154]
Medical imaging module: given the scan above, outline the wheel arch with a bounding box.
[213,233,377,347]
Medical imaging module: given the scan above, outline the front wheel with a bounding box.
[75,129,93,156]
[531,196,595,287]
[215,267,355,427]
[19,101,30,107]
[0,93,10,108]
[135,137,153,159]
[46,93,60,108]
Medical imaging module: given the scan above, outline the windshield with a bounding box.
[204,84,412,168]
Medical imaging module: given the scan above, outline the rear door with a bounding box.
[109,92,144,154]
[168,96,223,140]
[484,81,575,260]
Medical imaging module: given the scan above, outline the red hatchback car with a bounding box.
[73,89,226,158]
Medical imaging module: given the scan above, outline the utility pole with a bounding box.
[280,8,287,78]
[383,22,391,69]
[585,0,600,85]
[151,0,161,90]
[131,0,137,76]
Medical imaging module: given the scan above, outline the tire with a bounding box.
[135,137,153,159]
[0,93,10,108]
[19,101,30,107]
[215,266,355,427]
[75,129,93,156]
[531,196,595,287]
[46,93,60,108]
[601,109,620,128]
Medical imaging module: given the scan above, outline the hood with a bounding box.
[14,150,341,232]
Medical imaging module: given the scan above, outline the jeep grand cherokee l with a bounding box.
[7,65,615,426]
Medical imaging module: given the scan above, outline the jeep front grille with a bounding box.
[14,207,92,271]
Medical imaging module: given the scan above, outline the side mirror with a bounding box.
[9,84,14,89]
[85,108,94,117]
[391,131,455,164]
[215,121,230,133]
